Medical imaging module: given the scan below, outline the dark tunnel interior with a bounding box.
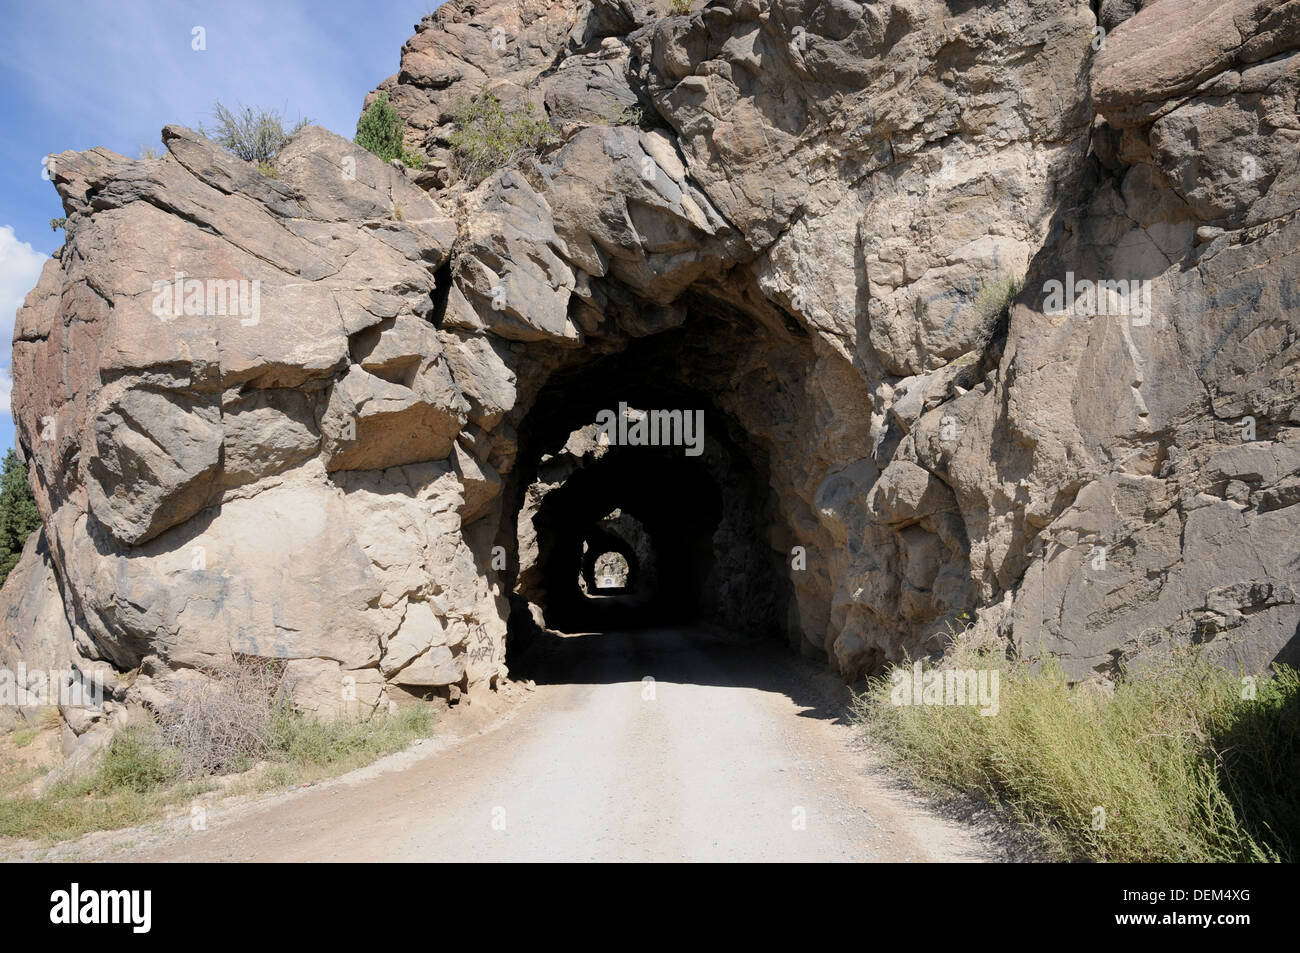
[533,448,723,631]
[499,319,796,672]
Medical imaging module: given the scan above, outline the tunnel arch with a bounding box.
[500,306,808,668]
[589,552,629,590]
[582,531,638,593]
[527,444,723,631]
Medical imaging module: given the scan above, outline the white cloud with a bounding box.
[0,225,48,416]
[0,225,46,341]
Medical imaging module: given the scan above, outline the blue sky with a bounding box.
[0,0,446,453]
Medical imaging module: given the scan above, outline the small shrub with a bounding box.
[970,273,1023,350]
[48,217,65,232]
[89,726,181,794]
[972,273,1023,325]
[160,657,283,777]
[668,0,693,14]
[355,91,426,169]
[355,91,405,160]
[201,101,309,165]
[448,93,555,186]
[608,104,643,127]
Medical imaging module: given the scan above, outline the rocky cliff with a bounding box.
[5,0,1298,735]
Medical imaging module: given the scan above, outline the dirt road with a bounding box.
[67,628,1000,862]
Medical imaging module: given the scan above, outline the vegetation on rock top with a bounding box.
[448,93,555,186]
[355,91,426,170]
[201,101,309,167]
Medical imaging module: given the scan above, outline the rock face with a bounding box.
[9,124,502,715]
[4,0,1299,720]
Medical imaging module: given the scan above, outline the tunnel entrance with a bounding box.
[588,549,631,592]
[499,298,816,678]
[526,441,725,631]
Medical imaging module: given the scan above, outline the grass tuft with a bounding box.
[269,704,433,771]
[852,629,1300,862]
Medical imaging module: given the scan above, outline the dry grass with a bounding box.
[852,628,1300,862]
[0,662,435,846]
[161,657,282,777]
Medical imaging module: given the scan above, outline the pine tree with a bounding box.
[355,92,425,169]
[0,449,43,585]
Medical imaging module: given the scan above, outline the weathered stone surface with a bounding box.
[6,123,488,709]
[321,362,466,471]
[391,644,461,688]
[0,531,81,718]
[88,388,223,546]
[444,172,581,343]
[283,658,385,717]
[1092,0,1297,126]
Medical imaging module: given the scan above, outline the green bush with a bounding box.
[853,630,1300,862]
[448,93,555,186]
[355,91,426,169]
[270,705,433,768]
[88,726,182,795]
[607,104,643,127]
[668,0,693,14]
[969,273,1023,350]
[0,449,43,585]
[201,101,309,165]
[973,273,1023,325]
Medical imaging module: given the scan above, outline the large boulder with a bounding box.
[8,124,507,710]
